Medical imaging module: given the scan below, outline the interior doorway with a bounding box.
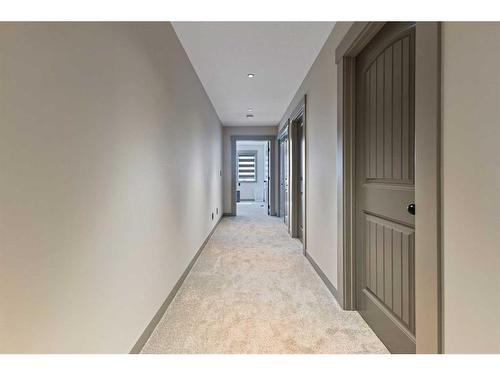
[278,127,289,227]
[296,116,305,243]
[355,22,416,354]
[336,22,441,354]
[230,135,277,217]
[289,99,306,250]
[236,140,270,216]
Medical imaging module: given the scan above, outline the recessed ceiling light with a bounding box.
[247,73,255,78]
[246,114,254,118]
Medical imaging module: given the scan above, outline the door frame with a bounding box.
[278,121,289,224]
[289,97,307,254]
[231,135,277,216]
[335,22,442,353]
[265,143,271,214]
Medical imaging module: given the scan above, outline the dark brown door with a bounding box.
[297,119,305,243]
[355,22,416,353]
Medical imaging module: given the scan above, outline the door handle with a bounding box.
[407,203,415,215]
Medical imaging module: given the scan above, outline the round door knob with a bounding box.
[407,203,416,215]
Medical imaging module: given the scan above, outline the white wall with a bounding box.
[278,23,352,290]
[236,142,267,202]
[441,22,500,353]
[0,22,223,353]
[222,126,278,214]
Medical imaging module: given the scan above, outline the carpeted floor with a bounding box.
[141,202,388,354]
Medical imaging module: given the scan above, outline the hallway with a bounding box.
[3,19,498,357]
[141,208,388,354]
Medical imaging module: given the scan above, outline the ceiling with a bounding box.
[172,22,335,126]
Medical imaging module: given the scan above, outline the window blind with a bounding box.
[238,153,257,182]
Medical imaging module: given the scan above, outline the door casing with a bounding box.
[231,135,277,216]
[278,124,289,225]
[289,97,307,254]
[335,22,442,354]
[265,141,271,214]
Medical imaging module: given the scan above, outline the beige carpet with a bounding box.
[141,202,388,354]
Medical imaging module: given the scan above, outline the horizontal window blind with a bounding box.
[238,153,257,182]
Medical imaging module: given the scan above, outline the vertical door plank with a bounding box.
[376,222,385,300]
[401,36,410,181]
[370,65,377,178]
[409,232,416,332]
[365,70,371,179]
[384,46,393,179]
[384,226,393,309]
[392,40,402,180]
[401,233,410,325]
[370,220,377,292]
[392,230,402,319]
[376,54,385,178]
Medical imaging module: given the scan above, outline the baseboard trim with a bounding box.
[223,213,235,217]
[305,251,340,305]
[129,215,224,354]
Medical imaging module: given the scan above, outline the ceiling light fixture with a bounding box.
[247,108,253,112]
[247,73,255,78]
[246,114,254,118]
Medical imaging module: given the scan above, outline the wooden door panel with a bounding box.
[364,36,414,184]
[356,22,416,354]
[364,214,415,330]
[363,185,415,225]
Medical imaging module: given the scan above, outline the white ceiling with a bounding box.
[172,22,335,126]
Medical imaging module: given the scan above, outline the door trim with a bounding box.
[289,97,307,254]
[278,122,289,223]
[335,22,442,354]
[231,135,277,217]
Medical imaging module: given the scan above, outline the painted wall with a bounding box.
[236,142,267,202]
[278,23,352,291]
[441,22,500,353]
[222,126,278,214]
[0,22,223,353]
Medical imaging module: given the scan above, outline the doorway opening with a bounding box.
[277,97,306,252]
[230,135,276,217]
[236,140,270,217]
[291,110,306,246]
[336,22,441,354]
[278,125,289,228]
